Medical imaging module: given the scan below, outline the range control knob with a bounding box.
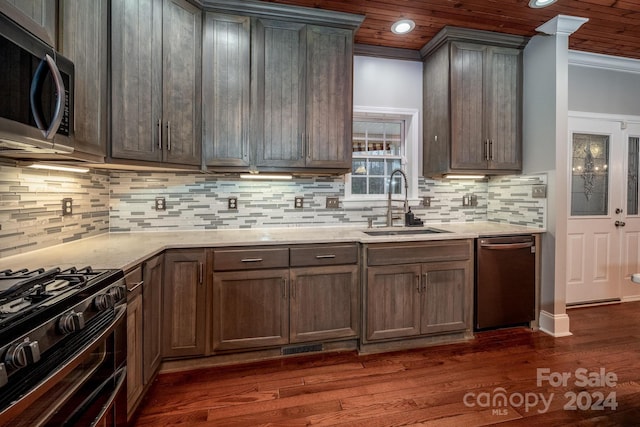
[93,292,114,311]
[5,340,40,370]
[108,285,125,302]
[58,311,85,335]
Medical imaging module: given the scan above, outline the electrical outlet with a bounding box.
[155,197,166,211]
[423,196,432,208]
[326,197,339,209]
[532,184,547,198]
[62,198,73,216]
[228,197,238,210]
[294,196,304,209]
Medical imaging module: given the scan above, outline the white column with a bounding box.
[523,15,587,337]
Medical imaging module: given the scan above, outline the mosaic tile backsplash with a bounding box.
[0,165,546,259]
[0,165,110,258]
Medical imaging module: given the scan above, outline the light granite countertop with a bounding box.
[0,222,544,272]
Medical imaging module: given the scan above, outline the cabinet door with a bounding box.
[290,265,358,343]
[0,0,55,46]
[305,25,353,169]
[365,264,421,341]
[126,291,143,418]
[162,0,202,166]
[143,253,163,383]
[111,0,163,162]
[253,19,306,168]
[212,269,289,351]
[421,261,470,335]
[450,42,487,170]
[59,0,108,159]
[203,13,251,168]
[163,249,206,358]
[485,46,522,171]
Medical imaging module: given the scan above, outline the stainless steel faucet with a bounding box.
[386,169,408,227]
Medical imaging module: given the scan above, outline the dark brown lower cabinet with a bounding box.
[125,268,144,420]
[162,249,207,358]
[290,264,359,343]
[364,241,473,345]
[143,254,164,380]
[212,268,290,351]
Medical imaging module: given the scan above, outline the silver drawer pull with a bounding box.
[127,281,144,293]
[315,254,336,259]
[241,258,263,263]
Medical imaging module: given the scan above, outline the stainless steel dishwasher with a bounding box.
[475,235,536,330]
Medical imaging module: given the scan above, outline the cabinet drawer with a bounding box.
[367,240,472,266]
[125,266,143,300]
[290,244,358,267]
[213,248,289,271]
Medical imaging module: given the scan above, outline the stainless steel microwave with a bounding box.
[0,13,75,158]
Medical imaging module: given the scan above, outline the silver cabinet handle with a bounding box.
[167,121,171,151]
[423,273,428,293]
[291,279,296,300]
[241,258,263,263]
[415,275,420,292]
[315,254,336,259]
[127,281,144,293]
[489,139,493,160]
[157,119,163,150]
[199,262,203,285]
[282,278,287,299]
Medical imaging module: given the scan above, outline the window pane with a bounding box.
[368,177,385,195]
[352,177,366,194]
[369,159,385,176]
[387,159,402,174]
[353,159,367,175]
[389,176,402,195]
[570,133,609,216]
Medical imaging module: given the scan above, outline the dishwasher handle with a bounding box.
[479,241,534,250]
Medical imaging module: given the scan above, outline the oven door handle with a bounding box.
[60,365,127,427]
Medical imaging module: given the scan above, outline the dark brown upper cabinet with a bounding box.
[0,0,56,46]
[58,0,108,162]
[201,2,363,174]
[111,0,202,168]
[422,27,528,177]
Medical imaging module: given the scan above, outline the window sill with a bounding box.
[342,197,423,209]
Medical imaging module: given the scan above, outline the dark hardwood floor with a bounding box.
[133,302,640,426]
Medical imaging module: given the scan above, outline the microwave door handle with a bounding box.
[30,54,65,139]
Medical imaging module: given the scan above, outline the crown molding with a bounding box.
[354,44,421,61]
[569,50,640,74]
[198,0,364,29]
[536,15,588,36]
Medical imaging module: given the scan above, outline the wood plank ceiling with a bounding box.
[260,0,640,60]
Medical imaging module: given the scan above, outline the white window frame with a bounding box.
[344,106,420,207]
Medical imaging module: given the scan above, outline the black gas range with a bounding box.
[0,266,127,426]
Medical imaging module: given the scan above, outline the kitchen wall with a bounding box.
[569,62,640,114]
[0,164,110,258]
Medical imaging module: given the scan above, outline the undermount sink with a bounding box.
[364,228,449,236]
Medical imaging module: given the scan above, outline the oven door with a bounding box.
[0,304,126,427]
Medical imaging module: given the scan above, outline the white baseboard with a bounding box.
[538,310,572,337]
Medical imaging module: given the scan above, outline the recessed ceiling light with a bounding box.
[391,19,415,35]
[528,0,558,8]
